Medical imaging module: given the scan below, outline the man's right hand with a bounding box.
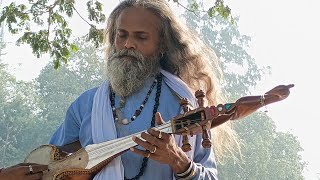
[0,163,48,180]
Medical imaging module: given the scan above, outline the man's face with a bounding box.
[114,7,161,57]
[105,7,162,97]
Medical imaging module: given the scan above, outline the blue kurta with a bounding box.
[50,77,218,179]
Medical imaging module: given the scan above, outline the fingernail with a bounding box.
[132,136,136,141]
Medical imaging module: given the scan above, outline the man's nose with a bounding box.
[124,37,136,49]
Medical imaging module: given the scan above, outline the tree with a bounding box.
[218,114,305,180]
[35,38,104,138]
[0,0,232,69]
[0,60,41,166]
[184,0,265,99]
[0,37,104,166]
[183,1,305,179]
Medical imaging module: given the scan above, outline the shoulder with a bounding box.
[77,87,99,102]
[75,87,98,102]
[70,87,99,110]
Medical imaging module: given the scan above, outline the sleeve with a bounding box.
[191,133,218,180]
[173,96,218,179]
[49,101,81,146]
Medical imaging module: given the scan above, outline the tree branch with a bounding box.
[72,5,95,27]
[175,1,201,18]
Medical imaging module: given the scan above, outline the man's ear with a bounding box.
[158,39,167,54]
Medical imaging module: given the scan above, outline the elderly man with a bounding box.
[50,0,235,179]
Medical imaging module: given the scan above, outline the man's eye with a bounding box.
[138,36,147,40]
[117,33,127,38]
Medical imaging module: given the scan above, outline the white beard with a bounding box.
[106,49,160,97]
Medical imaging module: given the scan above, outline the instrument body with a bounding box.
[25,145,90,180]
[25,144,125,180]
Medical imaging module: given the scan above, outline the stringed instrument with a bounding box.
[24,84,294,180]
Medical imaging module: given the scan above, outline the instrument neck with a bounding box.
[84,122,173,169]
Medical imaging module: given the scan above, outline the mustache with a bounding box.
[109,49,145,61]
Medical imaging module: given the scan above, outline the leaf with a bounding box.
[70,44,79,52]
[208,7,216,17]
[190,0,199,11]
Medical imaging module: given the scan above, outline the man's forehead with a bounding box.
[115,7,160,32]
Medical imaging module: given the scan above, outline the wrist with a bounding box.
[174,161,197,180]
[170,152,191,173]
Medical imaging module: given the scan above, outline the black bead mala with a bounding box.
[110,77,158,124]
[109,74,162,180]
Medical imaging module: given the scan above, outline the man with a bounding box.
[50,0,237,179]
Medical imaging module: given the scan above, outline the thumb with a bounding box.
[155,112,165,125]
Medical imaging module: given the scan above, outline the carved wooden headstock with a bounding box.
[170,84,294,152]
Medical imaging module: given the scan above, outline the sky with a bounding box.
[224,0,320,179]
[1,0,320,179]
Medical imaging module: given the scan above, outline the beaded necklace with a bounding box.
[110,76,158,125]
[109,74,162,180]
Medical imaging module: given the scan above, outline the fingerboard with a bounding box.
[84,122,173,169]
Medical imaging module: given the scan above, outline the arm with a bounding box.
[49,101,81,148]
[49,88,97,149]
[190,133,218,180]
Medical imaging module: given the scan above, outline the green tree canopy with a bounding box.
[0,0,232,69]
[34,38,104,139]
[0,60,41,166]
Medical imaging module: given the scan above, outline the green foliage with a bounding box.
[211,0,232,21]
[0,38,104,166]
[87,1,106,23]
[35,38,104,136]
[218,114,305,180]
[183,1,305,179]
[0,0,106,69]
[1,0,232,68]
[0,61,41,166]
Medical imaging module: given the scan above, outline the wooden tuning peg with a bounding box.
[195,90,205,107]
[181,133,192,152]
[201,125,212,148]
[179,98,190,112]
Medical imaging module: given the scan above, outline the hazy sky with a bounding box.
[2,0,320,179]
[225,0,320,179]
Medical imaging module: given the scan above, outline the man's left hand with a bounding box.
[131,112,191,174]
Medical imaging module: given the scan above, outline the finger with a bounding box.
[132,136,156,152]
[141,132,165,147]
[155,112,165,126]
[18,163,39,166]
[287,84,294,88]
[30,164,48,173]
[13,166,30,175]
[16,163,48,175]
[130,147,153,158]
[147,128,170,141]
[27,172,44,180]
[23,165,48,175]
